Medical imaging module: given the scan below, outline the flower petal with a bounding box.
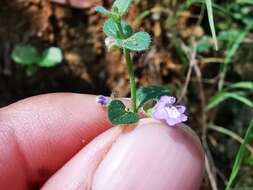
[176,105,186,114]
[165,117,182,126]
[160,96,176,105]
[165,106,181,119]
[153,107,167,120]
[180,114,188,122]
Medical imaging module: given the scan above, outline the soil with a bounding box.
[0,0,184,107]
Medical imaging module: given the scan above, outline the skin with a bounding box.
[50,0,98,8]
[0,93,204,190]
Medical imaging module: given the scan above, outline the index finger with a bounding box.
[0,93,111,189]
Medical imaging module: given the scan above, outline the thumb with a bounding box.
[42,118,205,190]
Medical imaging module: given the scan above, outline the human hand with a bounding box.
[0,93,204,190]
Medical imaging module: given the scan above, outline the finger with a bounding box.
[0,93,111,189]
[42,118,204,190]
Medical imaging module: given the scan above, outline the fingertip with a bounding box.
[93,118,204,190]
[0,93,112,187]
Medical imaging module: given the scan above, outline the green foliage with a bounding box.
[103,19,133,39]
[225,118,253,190]
[108,100,139,125]
[206,92,253,110]
[136,85,170,109]
[11,45,39,65]
[102,19,150,51]
[236,0,253,4]
[95,6,111,17]
[11,45,63,76]
[224,26,250,65]
[228,82,253,91]
[205,0,218,50]
[196,36,214,53]
[113,0,133,16]
[96,3,151,53]
[38,47,63,67]
[115,32,151,51]
[237,0,253,4]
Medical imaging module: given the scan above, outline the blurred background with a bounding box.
[0,0,253,189]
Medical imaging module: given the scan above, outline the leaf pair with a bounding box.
[108,85,170,125]
[96,0,151,52]
[96,0,132,17]
[102,19,151,52]
[108,100,139,125]
[11,45,63,68]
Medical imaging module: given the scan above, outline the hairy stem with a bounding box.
[124,48,137,113]
[115,21,137,113]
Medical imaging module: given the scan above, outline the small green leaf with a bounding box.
[103,19,133,39]
[113,0,132,16]
[196,36,213,53]
[228,82,253,91]
[206,92,253,110]
[108,100,139,125]
[225,118,253,190]
[137,85,170,109]
[95,6,111,17]
[116,32,151,51]
[205,0,218,50]
[11,45,39,65]
[38,47,63,68]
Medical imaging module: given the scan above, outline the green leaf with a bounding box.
[103,19,133,39]
[196,36,213,53]
[136,85,170,109]
[237,0,253,4]
[95,6,111,17]
[38,47,63,67]
[116,32,151,51]
[11,45,39,65]
[206,92,253,110]
[224,26,249,65]
[113,0,132,16]
[205,0,218,50]
[225,118,253,190]
[228,82,253,91]
[108,100,139,125]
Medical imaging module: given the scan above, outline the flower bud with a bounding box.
[105,37,119,52]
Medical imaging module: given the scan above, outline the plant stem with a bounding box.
[124,48,137,113]
[114,20,137,113]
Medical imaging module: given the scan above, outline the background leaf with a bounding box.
[117,32,151,51]
[225,118,253,190]
[228,82,253,91]
[206,92,253,110]
[205,0,218,50]
[38,47,63,67]
[11,45,39,65]
[108,100,139,125]
[136,85,170,109]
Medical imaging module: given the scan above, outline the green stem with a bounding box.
[124,48,137,113]
[114,20,137,113]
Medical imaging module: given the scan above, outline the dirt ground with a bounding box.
[0,0,187,107]
[1,0,253,189]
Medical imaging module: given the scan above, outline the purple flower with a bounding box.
[152,96,188,126]
[96,95,109,106]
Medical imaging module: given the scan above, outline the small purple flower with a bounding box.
[96,95,109,106]
[152,96,188,126]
